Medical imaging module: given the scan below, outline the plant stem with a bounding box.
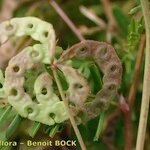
[48,1,86,148]
[0,106,12,127]
[123,34,146,150]
[118,95,131,150]
[136,0,150,150]
[52,68,87,150]
[124,109,132,150]
[128,34,146,108]
[101,0,116,28]
[94,112,105,141]
[79,5,106,29]
[6,114,23,139]
[49,0,85,41]
[101,0,116,43]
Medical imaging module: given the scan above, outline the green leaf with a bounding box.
[44,124,63,138]
[89,64,103,94]
[0,106,12,128]
[129,5,141,15]
[93,112,106,141]
[127,18,144,53]
[28,122,41,138]
[49,124,63,138]
[113,6,130,37]
[6,114,23,139]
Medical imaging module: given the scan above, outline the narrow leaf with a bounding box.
[0,106,12,128]
[6,114,23,139]
[29,122,41,138]
[93,112,105,141]
[49,124,62,138]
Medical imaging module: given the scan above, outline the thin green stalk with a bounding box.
[94,112,105,141]
[29,122,41,138]
[49,124,61,138]
[6,114,23,139]
[49,0,84,41]
[0,106,12,128]
[136,0,150,150]
[52,68,87,150]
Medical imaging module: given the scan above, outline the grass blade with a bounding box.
[49,124,63,138]
[93,112,105,141]
[0,106,12,128]
[6,114,23,139]
[29,122,41,138]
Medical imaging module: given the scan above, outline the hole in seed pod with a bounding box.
[108,84,116,91]
[0,83,3,88]
[43,31,49,38]
[110,65,117,72]
[13,65,20,72]
[105,130,114,139]
[11,88,18,96]
[27,23,33,29]
[77,110,85,118]
[31,50,39,57]
[100,48,107,56]
[27,107,33,114]
[69,101,76,107]
[41,87,47,95]
[74,83,83,89]
[80,48,86,52]
[5,24,13,31]
[49,113,55,119]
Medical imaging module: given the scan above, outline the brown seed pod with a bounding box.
[58,40,122,120]
[57,64,90,108]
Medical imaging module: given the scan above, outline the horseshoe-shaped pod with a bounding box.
[58,40,122,120]
[1,17,69,125]
[0,17,56,63]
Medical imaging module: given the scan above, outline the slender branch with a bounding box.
[0,0,18,21]
[128,34,146,108]
[49,0,85,41]
[101,0,117,43]
[118,95,131,150]
[94,112,105,141]
[101,0,116,28]
[52,67,87,150]
[48,1,86,149]
[136,0,150,150]
[121,34,146,150]
[79,26,103,35]
[79,5,106,29]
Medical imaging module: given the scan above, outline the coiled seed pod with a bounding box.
[0,17,69,125]
[58,40,122,120]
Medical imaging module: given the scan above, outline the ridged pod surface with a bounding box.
[0,0,19,68]
[58,40,122,120]
[0,17,122,125]
[57,64,90,115]
[0,17,69,125]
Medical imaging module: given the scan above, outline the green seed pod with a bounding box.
[0,17,69,126]
[0,17,56,63]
